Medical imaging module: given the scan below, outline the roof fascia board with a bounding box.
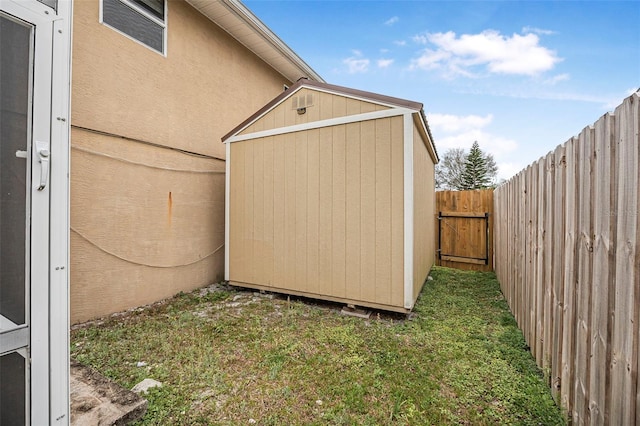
[299,79,424,111]
[222,84,307,140]
[222,79,426,141]
[222,0,322,81]
[306,85,418,111]
[412,112,439,163]
[186,0,323,83]
[225,107,415,143]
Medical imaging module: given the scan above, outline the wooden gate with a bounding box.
[436,189,493,271]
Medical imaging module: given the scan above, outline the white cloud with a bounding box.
[544,73,570,85]
[428,112,518,172]
[522,26,556,36]
[428,113,494,133]
[412,34,429,45]
[433,130,518,159]
[377,58,394,68]
[343,50,370,73]
[394,40,407,47]
[410,30,561,77]
[385,16,399,26]
[496,162,525,181]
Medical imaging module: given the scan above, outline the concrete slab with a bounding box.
[340,305,372,319]
[70,360,147,426]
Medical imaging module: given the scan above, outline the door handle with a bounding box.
[35,141,50,191]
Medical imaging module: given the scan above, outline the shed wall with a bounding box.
[412,124,436,298]
[239,88,389,135]
[70,0,291,323]
[229,116,405,309]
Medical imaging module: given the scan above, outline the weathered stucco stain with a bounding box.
[69,0,293,324]
[168,191,172,226]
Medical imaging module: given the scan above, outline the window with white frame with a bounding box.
[102,0,166,54]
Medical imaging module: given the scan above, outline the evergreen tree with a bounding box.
[460,141,493,189]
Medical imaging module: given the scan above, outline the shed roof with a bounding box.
[185,0,323,83]
[222,78,439,162]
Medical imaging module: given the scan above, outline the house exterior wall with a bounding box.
[70,0,292,323]
[239,88,389,135]
[228,113,406,311]
[412,122,436,298]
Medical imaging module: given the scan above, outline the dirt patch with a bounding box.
[71,360,147,425]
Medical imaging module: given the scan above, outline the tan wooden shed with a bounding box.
[222,79,439,313]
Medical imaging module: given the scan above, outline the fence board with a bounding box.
[610,93,639,425]
[573,125,594,424]
[494,93,640,422]
[551,144,566,402]
[561,136,578,416]
[542,152,554,375]
[588,112,614,425]
[535,159,545,367]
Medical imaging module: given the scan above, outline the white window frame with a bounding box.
[99,0,168,56]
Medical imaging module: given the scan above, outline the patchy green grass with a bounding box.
[71,267,565,425]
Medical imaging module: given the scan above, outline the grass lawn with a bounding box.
[71,267,565,425]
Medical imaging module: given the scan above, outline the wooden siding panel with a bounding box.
[306,129,320,294]
[360,120,377,304]
[345,123,362,301]
[318,127,333,294]
[332,125,347,299]
[253,139,266,283]
[263,137,275,285]
[390,117,404,308]
[375,118,393,305]
[295,131,308,292]
[272,136,286,288]
[413,124,435,301]
[229,142,249,282]
[283,133,297,289]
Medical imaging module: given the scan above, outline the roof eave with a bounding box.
[185,0,324,83]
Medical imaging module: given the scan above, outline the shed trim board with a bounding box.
[403,112,415,309]
[225,107,415,144]
[225,141,231,281]
[228,281,412,314]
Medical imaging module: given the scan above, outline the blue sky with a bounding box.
[244,0,640,180]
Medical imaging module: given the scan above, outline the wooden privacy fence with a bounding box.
[494,93,640,425]
[436,189,493,272]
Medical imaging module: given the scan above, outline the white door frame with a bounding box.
[0,0,72,424]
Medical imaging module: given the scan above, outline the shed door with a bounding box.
[0,2,57,423]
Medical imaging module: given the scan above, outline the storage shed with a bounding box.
[223,79,439,313]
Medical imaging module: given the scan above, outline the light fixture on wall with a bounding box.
[297,107,306,115]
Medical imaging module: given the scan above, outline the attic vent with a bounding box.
[292,93,314,110]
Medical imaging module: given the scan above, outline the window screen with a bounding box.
[103,0,165,53]
[37,0,57,10]
[133,0,163,19]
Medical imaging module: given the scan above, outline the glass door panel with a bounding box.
[0,352,26,425]
[0,12,32,424]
